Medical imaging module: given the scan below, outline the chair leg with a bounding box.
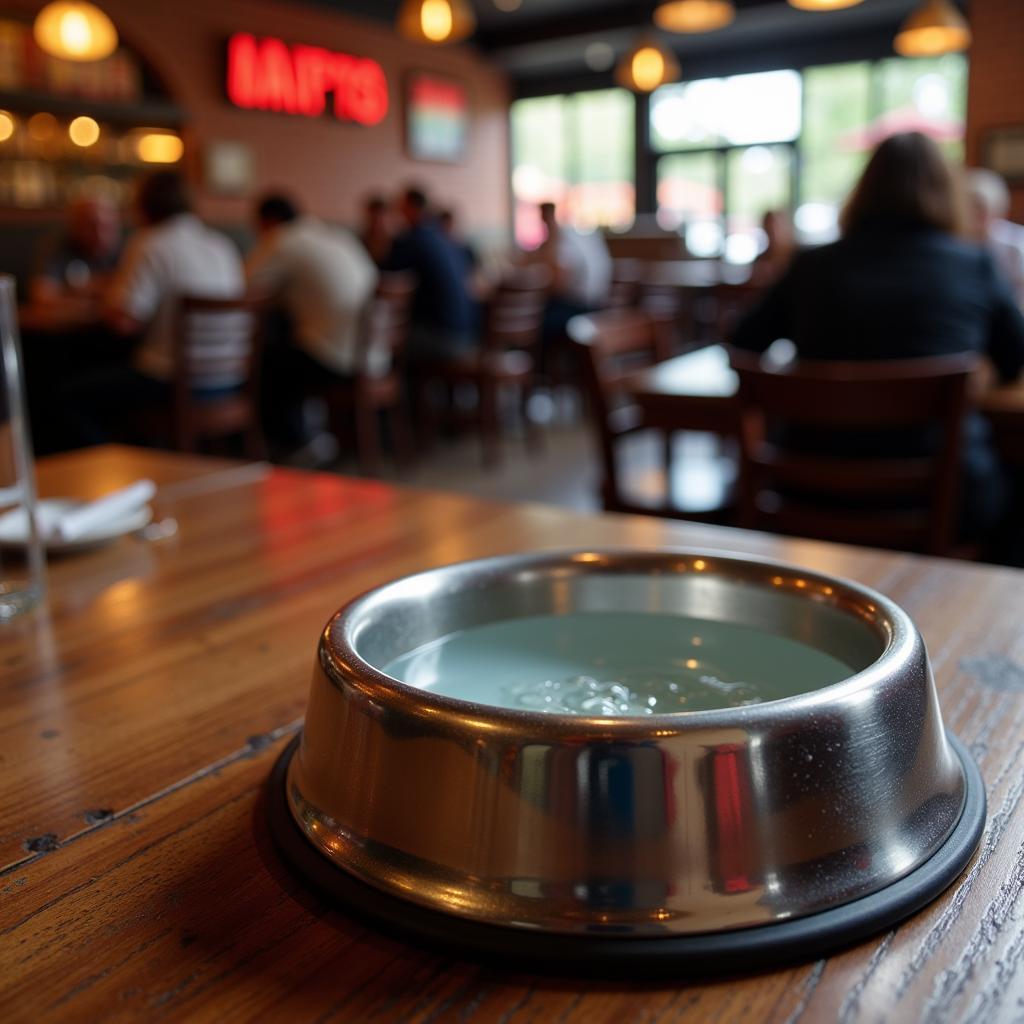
[479,377,501,468]
[355,397,382,476]
[520,382,544,456]
[244,421,267,460]
[388,402,416,470]
[412,378,438,453]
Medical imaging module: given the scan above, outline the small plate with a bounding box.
[0,499,153,554]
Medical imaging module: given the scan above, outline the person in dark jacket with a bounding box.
[732,132,1024,546]
[382,187,478,359]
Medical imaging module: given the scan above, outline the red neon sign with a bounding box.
[226,33,388,127]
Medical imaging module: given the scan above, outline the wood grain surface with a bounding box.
[2,445,1024,1022]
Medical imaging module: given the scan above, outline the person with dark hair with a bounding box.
[246,191,378,452]
[30,195,122,307]
[732,131,1024,547]
[533,200,611,347]
[59,171,243,445]
[381,186,477,358]
[105,170,243,379]
[360,194,392,265]
[967,168,1024,307]
[437,207,478,274]
[749,209,797,288]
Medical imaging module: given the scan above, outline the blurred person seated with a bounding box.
[732,132,1024,549]
[967,168,1024,307]
[30,195,121,306]
[438,208,479,273]
[246,193,378,451]
[534,201,612,345]
[360,193,393,266]
[381,186,477,359]
[62,171,244,445]
[748,209,797,288]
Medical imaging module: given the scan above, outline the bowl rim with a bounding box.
[317,547,921,736]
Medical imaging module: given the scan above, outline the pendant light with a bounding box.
[787,0,863,11]
[654,0,735,34]
[894,0,970,57]
[33,1,118,62]
[396,0,476,45]
[615,39,681,93]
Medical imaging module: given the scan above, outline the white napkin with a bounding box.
[50,479,157,542]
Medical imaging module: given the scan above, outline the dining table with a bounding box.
[2,443,1024,1022]
[623,343,1024,465]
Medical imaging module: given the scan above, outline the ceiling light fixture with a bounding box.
[894,0,970,57]
[135,131,184,164]
[615,39,680,93]
[396,0,476,45]
[69,115,100,147]
[33,1,118,62]
[654,0,735,34]
[787,0,863,11]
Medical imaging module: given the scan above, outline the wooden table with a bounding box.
[625,345,1024,461]
[644,260,752,291]
[3,445,1024,1022]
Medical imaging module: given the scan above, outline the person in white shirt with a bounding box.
[967,168,1024,308]
[534,201,612,353]
[537,201,612,309]
[63,172,244,446]
[107,171,244,382]
[245,194,378,449]
[247,195,378,376]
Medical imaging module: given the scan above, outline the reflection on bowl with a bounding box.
[287,549,967,937]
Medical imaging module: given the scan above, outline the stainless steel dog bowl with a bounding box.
[268,550,984,972]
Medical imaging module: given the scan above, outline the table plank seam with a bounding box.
[1,718,302,877]
[781,958,826,1024]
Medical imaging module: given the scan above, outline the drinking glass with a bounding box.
[0,275,45,618]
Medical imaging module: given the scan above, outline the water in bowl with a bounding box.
[381,611,855,715]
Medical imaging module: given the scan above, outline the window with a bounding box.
[657,152,720,256]
[651,70,802,152]
[511,89,634,248]
[798,62,873,243]
[510,55,969,261]
[797,55,966,243]
[648,56,967,258]
[651,70,801,261]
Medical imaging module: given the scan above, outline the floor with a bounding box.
[327,395,736,517]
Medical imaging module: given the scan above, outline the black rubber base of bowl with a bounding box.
[266,733,985,978]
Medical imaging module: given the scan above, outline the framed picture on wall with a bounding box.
[405,72,468,164]
[203,140,255,195]
[984,126,1024,184]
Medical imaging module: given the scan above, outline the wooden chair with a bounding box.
[168,294,266,458]
[319,272,416,475]
[419,264,550,466]
[608,258,644,308]
[570,308,732,520]
[730,350,977,555]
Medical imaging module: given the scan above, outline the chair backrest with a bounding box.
[568,307,673,386]
[357,272,416,377]
[608,258,644,308]
[482,265,551,354]
[568,309,674,508]
[730,348,977,554]
[174,294,263,397]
